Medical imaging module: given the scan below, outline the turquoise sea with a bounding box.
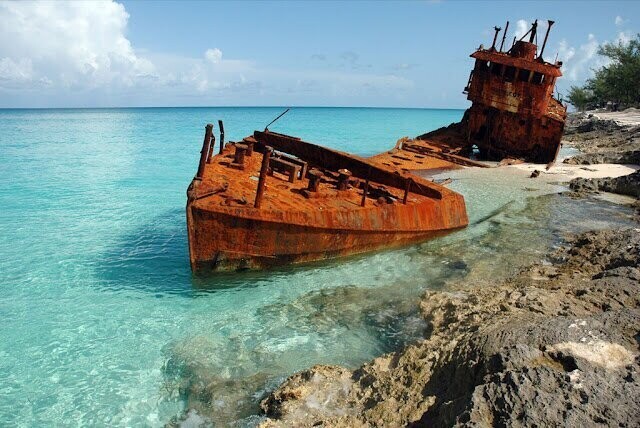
[0,107,636,426]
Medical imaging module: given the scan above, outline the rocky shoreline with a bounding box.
[563,110,639,213]
[259,227,639,427]
[562,109,640,166]
[570,171,640,198]
[255,112,640,427]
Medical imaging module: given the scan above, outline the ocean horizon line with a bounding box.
[0,105,468,111]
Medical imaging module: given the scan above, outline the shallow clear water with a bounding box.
[0,107,635,426]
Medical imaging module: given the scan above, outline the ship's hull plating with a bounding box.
[467,104,565,163]
[187,191,467,272]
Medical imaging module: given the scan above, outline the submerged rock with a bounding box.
[260,365,355,422]
[259,229,640,427]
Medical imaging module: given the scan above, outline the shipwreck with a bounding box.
[465,19,567,163]
[186,124,467,272]
[186,19,567,273]
[374,19,567,168]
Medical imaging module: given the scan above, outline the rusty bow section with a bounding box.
[186,126,468,273]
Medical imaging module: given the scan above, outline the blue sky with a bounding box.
[0,0,638,108]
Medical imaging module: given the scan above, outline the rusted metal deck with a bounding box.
[186,127,468,272]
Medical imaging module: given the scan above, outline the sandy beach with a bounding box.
[512,108,640,181]
[591,107,640,127]
[513,161,638,181]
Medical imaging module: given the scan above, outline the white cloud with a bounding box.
[615,16,624,26]
[514,19,529,40]
[0,0,416,107]
[559,34,602,81]
[340,51,359,63]
[146,51,255,93]
[557,26,636,86]
[0,1,262,101]
[0,58,33,84]
[556,31,635,86]
[557,39,576,66]
[0,1,155,90]
[393,63,418,70]
[513,19,549,44]
[616,30,633,45]
[205,48,222,64]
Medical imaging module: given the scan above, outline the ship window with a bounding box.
[490,62,503,76]
[518,69,530,82]
[504,66,516,82]
[531,72,545,84]
[475,59,489,71]
[476,125,487,140]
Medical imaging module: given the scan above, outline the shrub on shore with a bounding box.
[567,34,640,111]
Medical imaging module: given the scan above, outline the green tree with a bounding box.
[568,34,640,108]
[567,86,593,111]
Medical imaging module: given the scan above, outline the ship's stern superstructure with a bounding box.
[464,20,567,163]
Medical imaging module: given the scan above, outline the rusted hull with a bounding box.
[187,194,467,272]
[467,104,565,163]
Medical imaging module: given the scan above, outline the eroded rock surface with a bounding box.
[260,229,640,427]
[563,112,640,166]
[570,170,640,198]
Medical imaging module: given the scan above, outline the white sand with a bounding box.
[589,107,640,127]
[509,129,638,183]
[511,162,639,182]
